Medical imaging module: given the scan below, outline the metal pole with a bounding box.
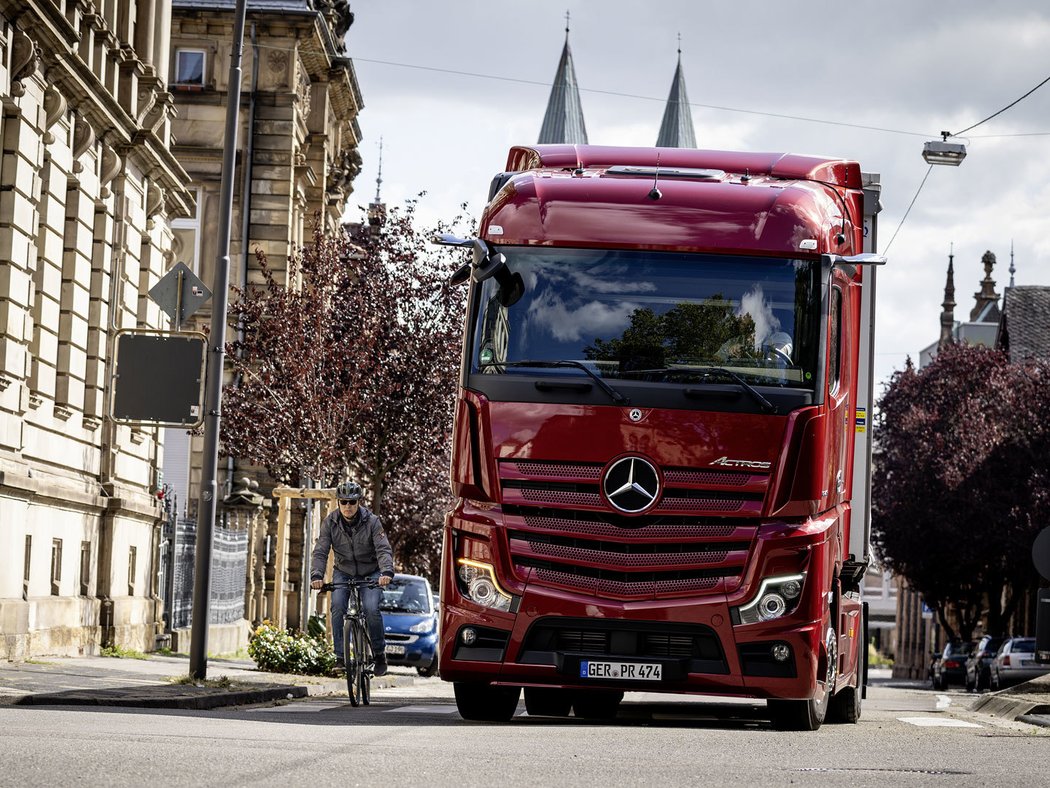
[189,0,248,679]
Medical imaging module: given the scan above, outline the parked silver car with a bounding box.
[989,637,1050,690]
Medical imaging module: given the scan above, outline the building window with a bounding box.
[174,49,206,87]
[80,541,91,596]
[50,539,63,596]
[128,546,138,596]
[172,186,202,276]
[23,536,32,601]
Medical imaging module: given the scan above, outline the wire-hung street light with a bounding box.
[922,131,967,166]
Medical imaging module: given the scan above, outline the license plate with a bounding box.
[1021,659,1037,667]
[385,644,406,656]
[580,660,662,681]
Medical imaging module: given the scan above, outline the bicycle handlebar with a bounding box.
[317,579,381,592]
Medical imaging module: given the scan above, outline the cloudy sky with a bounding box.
[345,1,1050,392]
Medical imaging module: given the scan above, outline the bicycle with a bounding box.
[319,579,380,707]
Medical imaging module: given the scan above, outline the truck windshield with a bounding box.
[470,247,820,390]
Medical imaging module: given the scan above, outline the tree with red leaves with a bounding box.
[221,202,470,574]
[872,342,1049,641]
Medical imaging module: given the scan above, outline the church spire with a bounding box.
[537,13,588,144]
[656,35,697,148]
[939,245,956,347]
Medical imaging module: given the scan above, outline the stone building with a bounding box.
[161,0,364,646]
[0,0,193,657]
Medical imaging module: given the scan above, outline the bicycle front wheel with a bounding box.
[344,619,361,707]
[356,624,371,706]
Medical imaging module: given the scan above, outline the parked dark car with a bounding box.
[931,641,974,690]
[990,637,1050,690]
[965,635,1007,692]
[380,573,439,677]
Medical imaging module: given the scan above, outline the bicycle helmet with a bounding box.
[336,481,362,501]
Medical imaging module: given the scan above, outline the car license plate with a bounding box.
[580,660,662,681]
[385,644,406,656]
[1021,659,1037,667]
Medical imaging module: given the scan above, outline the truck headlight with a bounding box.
[456,558,514,612]
[733,573,805,625]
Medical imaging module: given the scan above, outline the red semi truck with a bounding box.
[436,144,883,730]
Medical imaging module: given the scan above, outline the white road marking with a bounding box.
[935,694,951,710]
[898,716,983,728]
[386,705,460,714]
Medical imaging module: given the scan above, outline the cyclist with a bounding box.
[310,481,394,676]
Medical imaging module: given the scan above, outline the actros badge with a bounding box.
[602,456,661,513]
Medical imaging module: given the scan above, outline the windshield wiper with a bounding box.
[628,366,778,414]
[481,360,630,406]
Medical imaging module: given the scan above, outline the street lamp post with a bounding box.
[189,0,248,680]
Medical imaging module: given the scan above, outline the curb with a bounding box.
[969,693,1050,722]
[14,684,308,710]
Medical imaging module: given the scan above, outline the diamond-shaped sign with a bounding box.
[149,261,211,329]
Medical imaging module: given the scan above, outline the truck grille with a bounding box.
[498,459,764,599]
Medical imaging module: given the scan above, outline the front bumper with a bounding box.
[439,587,826,700]
[384,630,438,668]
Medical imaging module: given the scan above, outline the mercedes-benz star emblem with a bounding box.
[602,456,661,514]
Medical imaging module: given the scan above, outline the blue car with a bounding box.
[381,574,439,676]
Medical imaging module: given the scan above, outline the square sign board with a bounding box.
[111,330,207,427]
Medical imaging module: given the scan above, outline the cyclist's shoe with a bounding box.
[331,660,346,677]
[373,657,388,677]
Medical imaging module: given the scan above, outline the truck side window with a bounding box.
[829,288,842,392]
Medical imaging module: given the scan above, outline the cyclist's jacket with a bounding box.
[310,505,395,581]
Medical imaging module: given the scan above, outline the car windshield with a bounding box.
[380,578,431,614]
[471,247,821,390]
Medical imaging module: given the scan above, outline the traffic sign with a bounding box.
[149,262,211,329]
[111,330,206,426]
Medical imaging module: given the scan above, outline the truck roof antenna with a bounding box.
[648,155,662,200]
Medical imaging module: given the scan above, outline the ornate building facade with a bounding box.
[162,0,363,646]
[0,0,192,657]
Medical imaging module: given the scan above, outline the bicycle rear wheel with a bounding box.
[344,620,361,707]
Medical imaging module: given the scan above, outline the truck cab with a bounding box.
[438,145,881,730]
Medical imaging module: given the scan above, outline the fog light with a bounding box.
[780,579,801,599]
[461,627,477,646]
[771,643,791,662]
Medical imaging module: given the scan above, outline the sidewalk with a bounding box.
[968,671,1050,728]
[0,653,412,710]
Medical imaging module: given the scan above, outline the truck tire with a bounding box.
[572,690,623,720]
[453,682,521,721]
[524,687,573,717]
[827,641,863,724]
[768,690,828,731]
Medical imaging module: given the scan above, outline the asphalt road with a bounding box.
[0,675,1044,787]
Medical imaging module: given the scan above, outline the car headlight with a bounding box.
[409,619,434,634]
[733,573,805,625]
[456,558,514,612]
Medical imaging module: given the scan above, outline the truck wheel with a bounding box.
[524,687,573,717]
[572,690,623,720]
[768,690,828,731]
[827,642,863,724]
[453,682,521,722]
